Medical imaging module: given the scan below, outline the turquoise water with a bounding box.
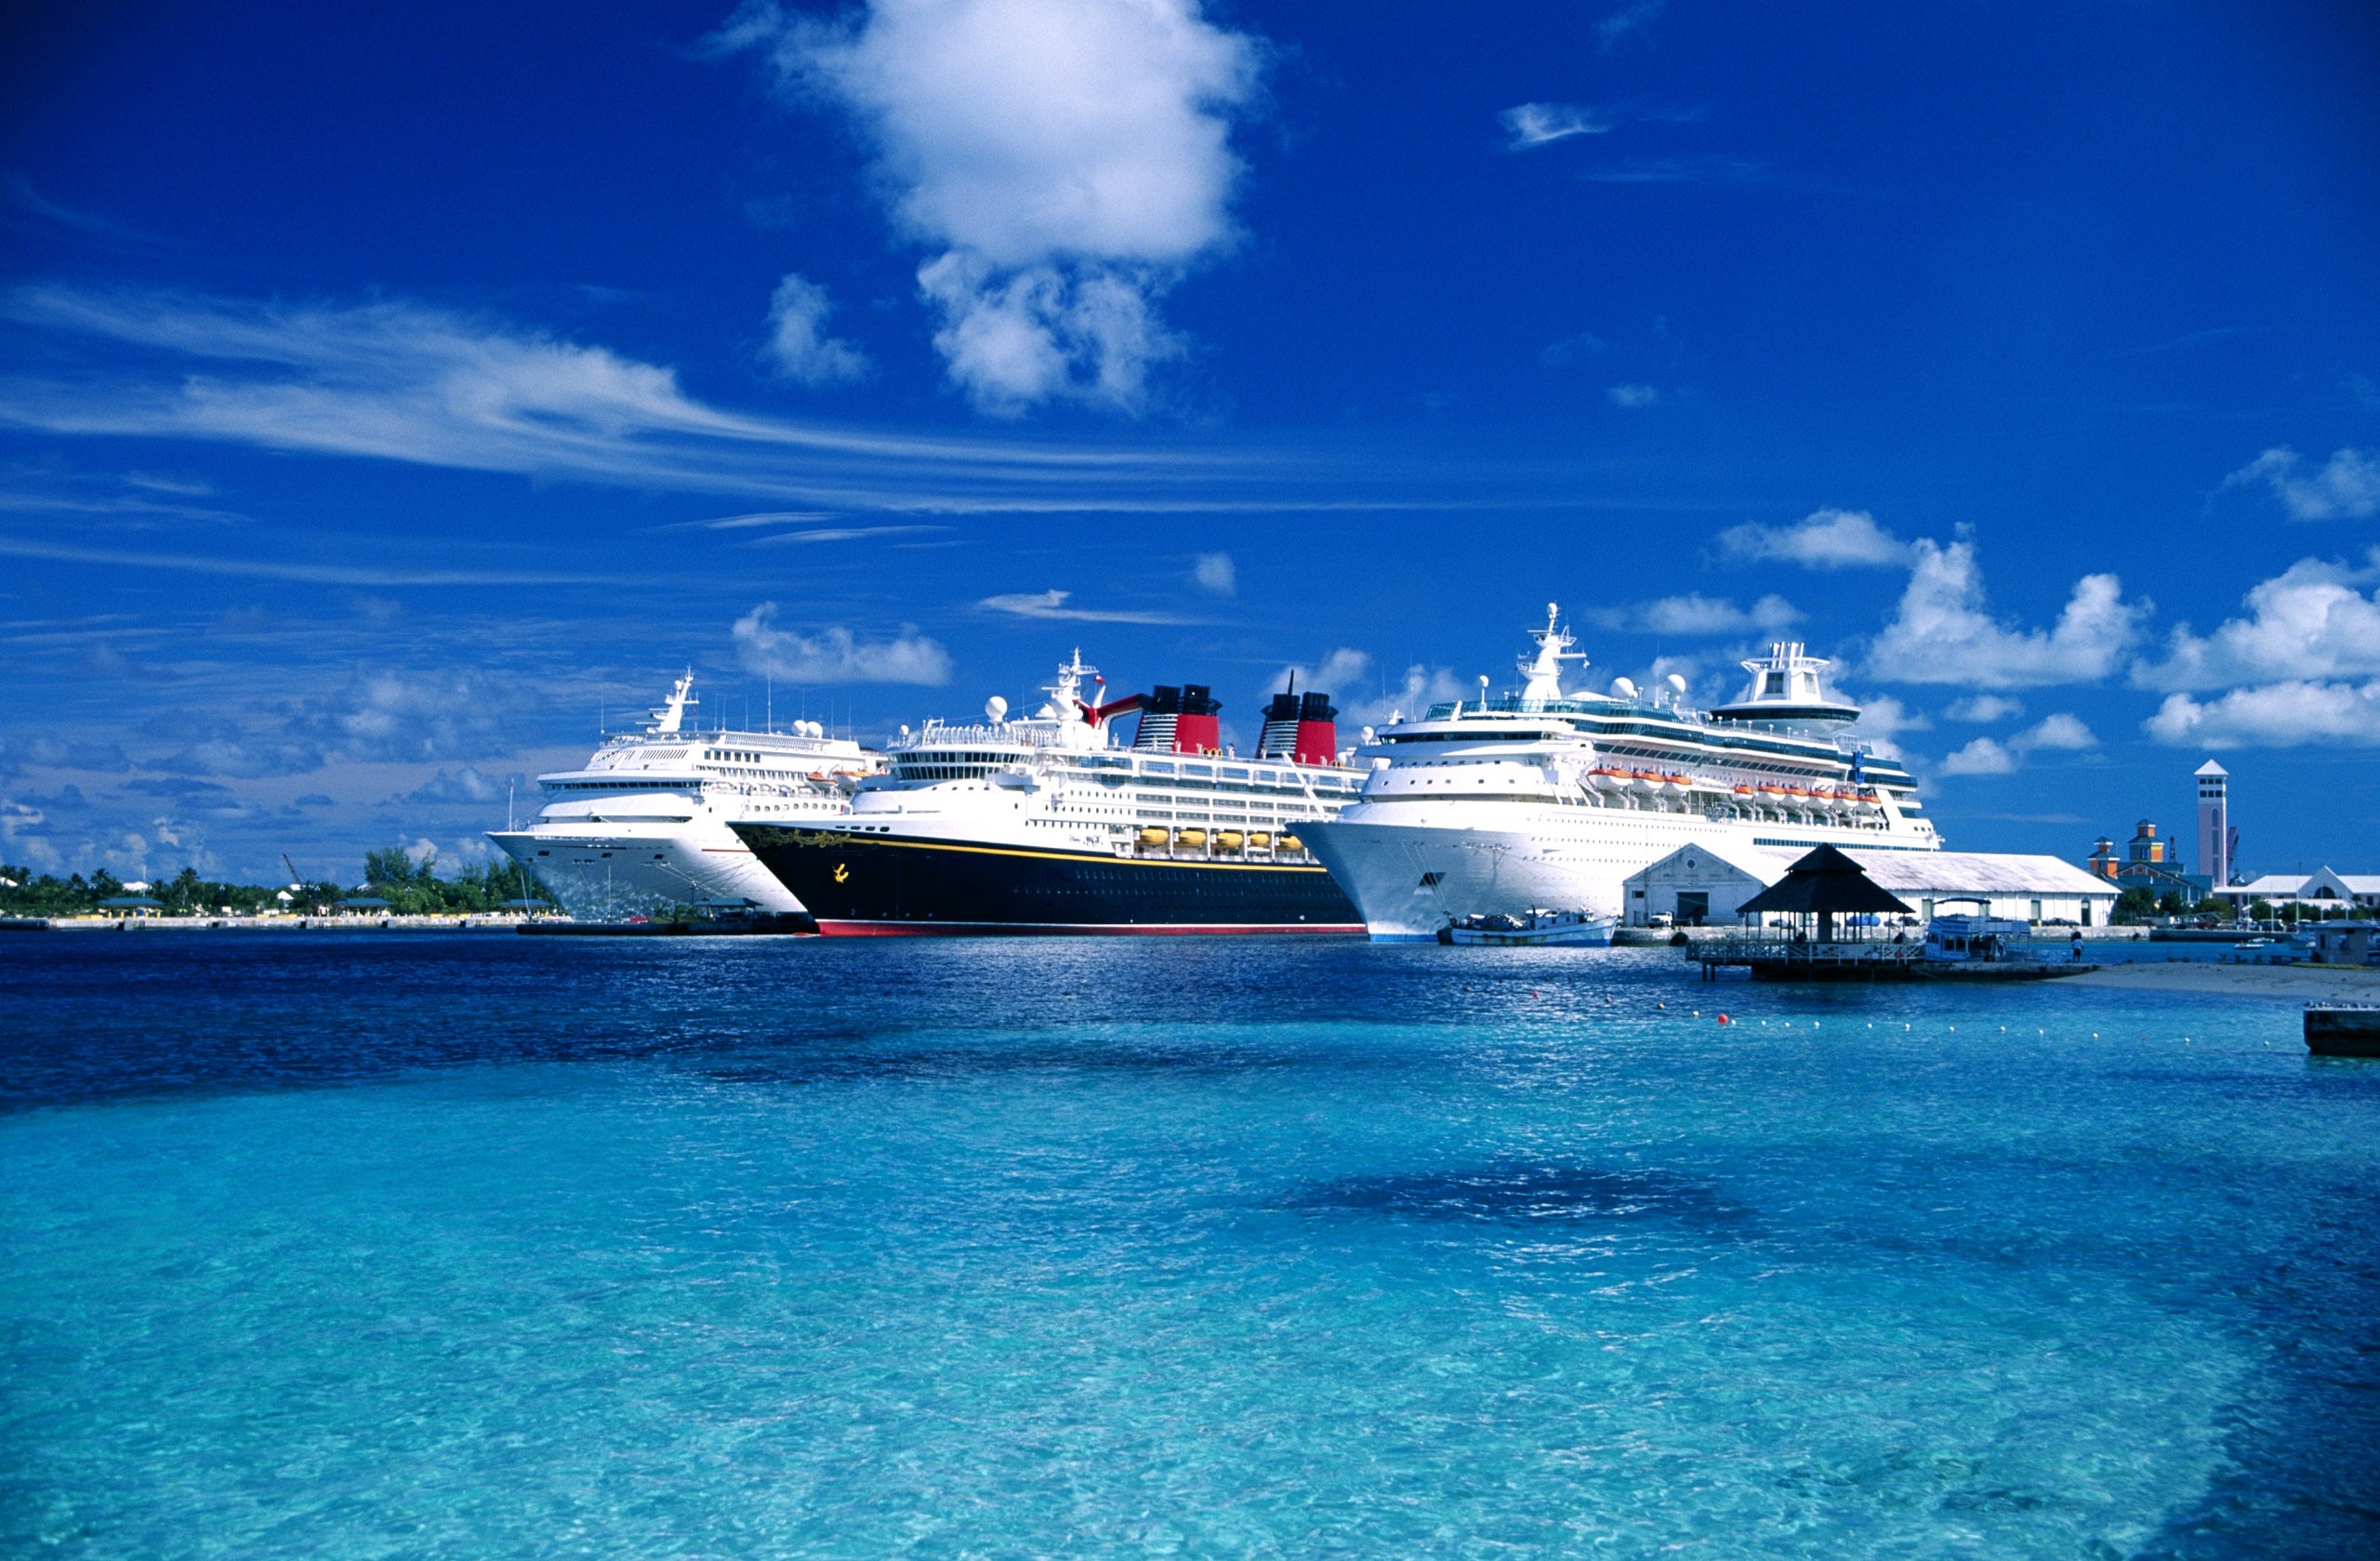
[2,934,2374,1558]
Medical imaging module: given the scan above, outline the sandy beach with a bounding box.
[2065,961,2380,1002]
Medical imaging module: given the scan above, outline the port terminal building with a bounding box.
[1623,841,2119,929]
[2215,869,2380,914]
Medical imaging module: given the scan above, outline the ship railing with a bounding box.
[1692,933,1926,971]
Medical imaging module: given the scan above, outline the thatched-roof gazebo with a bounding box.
[1735,844,1913,941]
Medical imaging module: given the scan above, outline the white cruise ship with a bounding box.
[735,652,1369,934]
[488,673,881,920]
[1301,607,1940,939]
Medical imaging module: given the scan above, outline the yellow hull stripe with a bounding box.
[762,830,1330,874]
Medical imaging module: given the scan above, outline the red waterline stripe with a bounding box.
[813,919,1364,938]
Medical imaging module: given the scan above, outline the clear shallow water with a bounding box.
[2,935,2374,1559]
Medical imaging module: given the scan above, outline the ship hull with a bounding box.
[1303,810,1925,941]
[490,816,806,919]
[736,824,1361,935]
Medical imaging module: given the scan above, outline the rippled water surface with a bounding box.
[2,933,2375,1558]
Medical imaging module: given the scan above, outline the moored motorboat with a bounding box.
[1437,908,1617,946]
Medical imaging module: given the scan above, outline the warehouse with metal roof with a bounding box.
[1623,843,2120,929]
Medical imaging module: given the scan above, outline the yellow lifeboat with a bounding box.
[1137,826,1170,849]
[1248,831,1272,849]
[1276,834,1302,854]
[1216,830,1245,852]
[1175,828,1208,849]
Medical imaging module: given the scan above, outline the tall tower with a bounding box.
[2196,761,2229,888]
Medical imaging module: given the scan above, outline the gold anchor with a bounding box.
[833,864,849,883]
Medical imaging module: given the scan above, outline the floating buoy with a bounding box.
[1716,1013,1730,1025]
[1657,1003,1666,1010]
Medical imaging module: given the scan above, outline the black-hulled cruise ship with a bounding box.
[734,654,1366,934]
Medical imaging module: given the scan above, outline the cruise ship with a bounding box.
[488,673,880,919]
[1301,607,1939,939]
[734,653,1368,934]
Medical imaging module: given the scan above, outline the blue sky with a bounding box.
[3,0,2376,884]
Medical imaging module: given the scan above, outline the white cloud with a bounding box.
[1539,331,1606,369]
[732,602,952,684]
[2222,446,2380,521]
[1936,712,2095,776]
[1597,0,1669,50]
[401,767,502,806]
[1590,592,1801,636]
[1869,539,2147,688]
[2132,553,2380,690]
[1938,737,2016,776]
[2145,680,2380,748]
[1844,693,1928,760]
[1714,508,1911,570]
[1191,550,1236,595]
[1944,694,2025,722]
[977,589,1198,624]
[2016,712,2096,750]
[762,272,869,385]
[1276,648,1466,726]
[917,253,1182,415]
[0,284,1223,510]
[747,525,941,545]
[1606,383,1659,408]
[732,0,1259,414]
[1499,102,1612,150]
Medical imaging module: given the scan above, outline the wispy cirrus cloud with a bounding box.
[1499,102,1614,151]
[1589,592,1800,636]
[0,284,1557,519]
[1596,0,1668,52]
[745,524,943,545]
[0,284,1246,509]
[977,588,1204,624]
[1578,155,1765,185]
[0,535,637,588]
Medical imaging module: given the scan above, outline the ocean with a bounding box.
[3,933,2374,1559]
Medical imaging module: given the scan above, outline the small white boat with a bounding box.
[1438,908,1617,946]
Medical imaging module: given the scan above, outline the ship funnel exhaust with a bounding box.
[1132,683,1223,754]
[1259,688,1339,764]
[1293,691,1339,767]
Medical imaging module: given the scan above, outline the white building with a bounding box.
[2196,760,2230,888]
[1624,842,2120,928]
[2217,868,2380,913]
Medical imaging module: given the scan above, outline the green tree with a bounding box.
[2113,885,2159,924]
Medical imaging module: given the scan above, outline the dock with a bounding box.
[1691,934,2096,983]
[2305,1003,2380,1057]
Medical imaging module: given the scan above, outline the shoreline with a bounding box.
[2061,961,2380,1001]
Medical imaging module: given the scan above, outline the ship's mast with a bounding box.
[1518,602,1587,703]
[649,669,696,734]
